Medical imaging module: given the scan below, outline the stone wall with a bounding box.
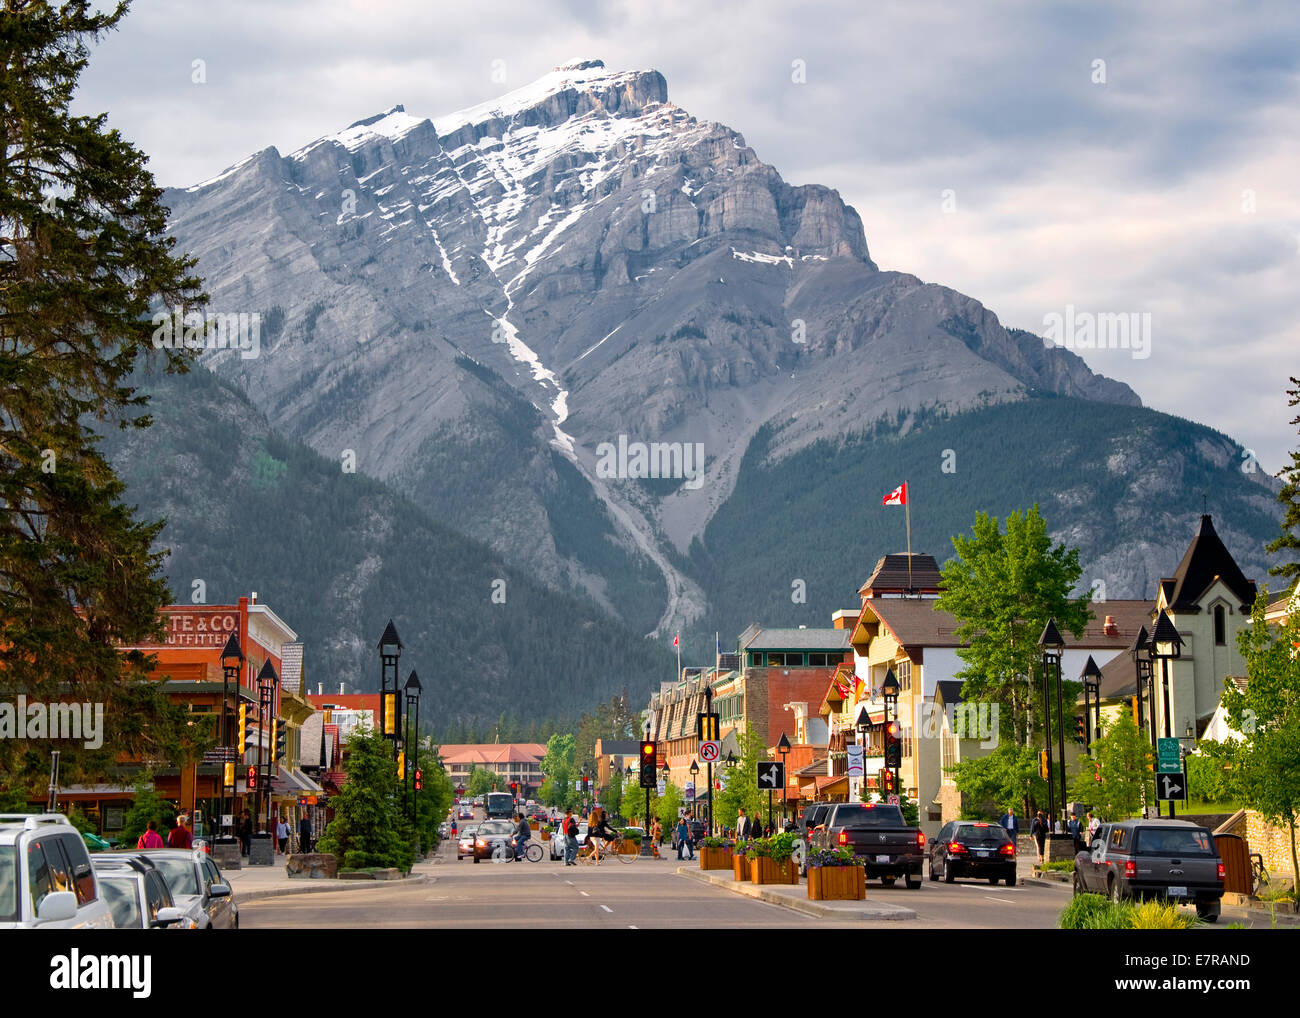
[1245,812,1298,879]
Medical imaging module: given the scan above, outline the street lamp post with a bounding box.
[777,732,791,828]
[219,634,244,842]
[377,620,403,760]
[1081,655,1102,757]
[1148,610,1184,817]
[404,670,422,822]
[688,759,699,826]
[881,668,900,800]
[255,660,278,834]
[1037,620,1065,824]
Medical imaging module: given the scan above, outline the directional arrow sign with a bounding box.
[757,762,784,789]
[1158,771,1188,802]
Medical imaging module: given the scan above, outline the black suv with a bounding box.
[928,821,1017,886]
[1072,819,1225,922]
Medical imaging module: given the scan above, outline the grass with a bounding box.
[1037,861,1075,872]
[1059,893,1200,930]
[1255,881,1297,903]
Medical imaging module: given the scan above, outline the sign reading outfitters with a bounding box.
[129,607,240,648]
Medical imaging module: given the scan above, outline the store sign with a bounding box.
[130,608,240,649]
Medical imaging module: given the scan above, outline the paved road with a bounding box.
[239,843,1073,929]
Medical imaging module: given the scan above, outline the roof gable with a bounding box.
[1163,515,1256,611]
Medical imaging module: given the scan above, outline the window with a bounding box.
[898,659,912,692]
[809,653,828,666]
[0,846,17,923]
[57,834,96,904]
[99,876,141,929]
[1214,605,1226,646]
[26,841,57,915]
[144,871,169,925]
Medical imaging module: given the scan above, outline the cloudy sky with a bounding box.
[76,0,1300,472]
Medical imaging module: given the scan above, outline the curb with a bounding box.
[232,873,432,903]
[676,867,916,921]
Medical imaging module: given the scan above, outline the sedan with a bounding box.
[472,820,516,862]
[928,821,1017,886]
[457,826,478,859]
[458,807,474,820]
[136,849,238,928]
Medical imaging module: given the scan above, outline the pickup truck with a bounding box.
[1072,819,1224,921]
[809,803,925,889]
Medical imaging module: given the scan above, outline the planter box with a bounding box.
[617,840,641,856]
[540,831,551,841]
[807,865,866,900]
[733,855,748,881]
[750,857,797,885]
[699,846,733,870]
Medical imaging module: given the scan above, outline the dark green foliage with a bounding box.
[0,0,207,786]
[1266,377,1300,581]
[121,781,176,844]
[671,324,706,341]
[316,725,413,871]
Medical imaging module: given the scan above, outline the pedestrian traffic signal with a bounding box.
[415,769,423,791]
[1074,715,1086,744]
[884,720,901,768]
[238,704,247,755]
[640,740,657,788]
[880,768,895,794]
[1039,749,1050,780]
[247,765,257,790]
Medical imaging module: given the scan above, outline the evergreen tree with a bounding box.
[0,0,205,785]
[1266,377,1300,581]
[316,725,413,871]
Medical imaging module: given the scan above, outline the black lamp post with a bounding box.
[777,732,791,827]
[881,668,900,800]
[219,633,244,842]
[688,759,699,821]
[404,670,422,822]
[1148,610,1184,817]
[1129,624,1154,816]
[377,620,403,760]
[855,704,871,801]
[1081,655,1102,756]
[256,659,278,834]
[1037,619,1065,823]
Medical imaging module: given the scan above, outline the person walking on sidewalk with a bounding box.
[298,813,313,855]
[167,815,192,849]
[1031,810,1048,864]
[276,816,290,854]
[676,817,693,860]
[562,809,579,866]
[137,821,165,849]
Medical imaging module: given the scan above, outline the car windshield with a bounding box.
[478,822,512,836]
[1135,828,1214,856]
[150,856,200,896]
[0,846,16,923]
[99,876,142,929]
[832,805,903,827]
[956,824,1011,845]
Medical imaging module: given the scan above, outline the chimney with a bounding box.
[1104,615,1118,637]
[339,683,344,694]
[317,682,323,695]
[250,591,257,603]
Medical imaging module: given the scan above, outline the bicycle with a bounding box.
[491,839,544,863]
[576,834,637,865]
[1251,853,1270,894]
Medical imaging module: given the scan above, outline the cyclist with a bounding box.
[511,812,532,860]
[586,805,620,863]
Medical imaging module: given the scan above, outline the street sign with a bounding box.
[846,745,864,777]
[699,740,720,763]
[1157,737,1182,774]
[757,762,784,790]
[1158,770,1188,802]
[887,794,900,805]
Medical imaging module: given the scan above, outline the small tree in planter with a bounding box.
[806,846,866,900]
[618,828,643,855]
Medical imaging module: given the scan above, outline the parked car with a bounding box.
[810,803,925,888]
[799,803,833,847]
[549,821,588,859]
[0,813,116,929]
[1072,819,1225,921]
[928,821,1017,886]
[136,849,238,928]
[457,825,479,859]
[472,820,516,862]
[91,855,193,929]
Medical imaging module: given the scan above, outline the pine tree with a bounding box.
[1266,377,1300,582]
[0,1,205,785]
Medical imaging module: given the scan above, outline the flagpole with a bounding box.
[905,479,913,593]
[677,634,682,682]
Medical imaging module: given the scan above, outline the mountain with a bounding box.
[144,59,1287,688]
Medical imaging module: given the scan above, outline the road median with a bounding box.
[676,866,916,921]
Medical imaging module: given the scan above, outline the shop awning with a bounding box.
[270,767,323,795]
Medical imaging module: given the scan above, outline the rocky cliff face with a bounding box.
[162,59,1146,635]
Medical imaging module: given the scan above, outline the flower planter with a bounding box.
[617,840,641,856]
[807,865,866,900]
[699,846,733,870]
[750,857,798,885]
[733,855,748,881]
[540,831,551,842]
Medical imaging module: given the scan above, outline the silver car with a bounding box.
[0,813,115,929]
[92,856,194,929]
[136,849,238,929]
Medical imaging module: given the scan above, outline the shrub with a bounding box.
[700,836,732,849]
[749,832,798,861]
[1128,901,1199,930]
[1059,893,1132,929]
[806,847,858,869]
[1038,860,1075,872]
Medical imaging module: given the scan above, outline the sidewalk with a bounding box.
[675,866,916,921]
[221,855,436,903]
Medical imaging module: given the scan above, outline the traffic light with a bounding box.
[1039,749,1050,780]
[880,768,895,794]
[1074,715,1086,744]
[397,751,405,780]
[640,740,657,788]
[270,719,279,761]
[415,769,423,791]
[247,765,257,790]
[223,762,234,789]
[884,720,901,768]
[238,704,247,755]
[275,721,287,762]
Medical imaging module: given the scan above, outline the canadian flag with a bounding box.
[673,633,679,647]
[882,482,908,506]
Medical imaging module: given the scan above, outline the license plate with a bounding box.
[876,854,891,863]
[975,850,990,857]
[1168,886,1188,898]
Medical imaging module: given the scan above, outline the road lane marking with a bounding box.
[600,905,613,913]
[628,925,637,929]
[579,890,589,896]
[985,896,1015,904]
[565,881,574,886]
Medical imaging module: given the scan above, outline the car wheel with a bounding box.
[1109,876,1123,903]
[905,873,921,889]
[987,875,998,885]
[943,857,955,883]
[881,875,895,887]
[928,857,939,881]
[1005,872,1017,887]
[1196,902,1220,923]
[1073,871,1085,897]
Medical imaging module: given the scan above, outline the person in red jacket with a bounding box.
[167,816,193,849]
[137,820,165,849]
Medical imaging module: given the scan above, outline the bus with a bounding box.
[485,792,514,819]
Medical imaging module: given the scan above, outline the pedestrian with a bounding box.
[1001,806,1019,840]
[1053,815,1064,835]
[276,815,291,854]
[137,820,165,849]
[675,816,693,860]
[563,808,579,866]
[1067,813,1082,852]
[1086,811,1101,843]
[736,807,751,841]
[1030,810,1048,864]
[166,815,192,849]
[298,813,313,855]
[651,817,663,858]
